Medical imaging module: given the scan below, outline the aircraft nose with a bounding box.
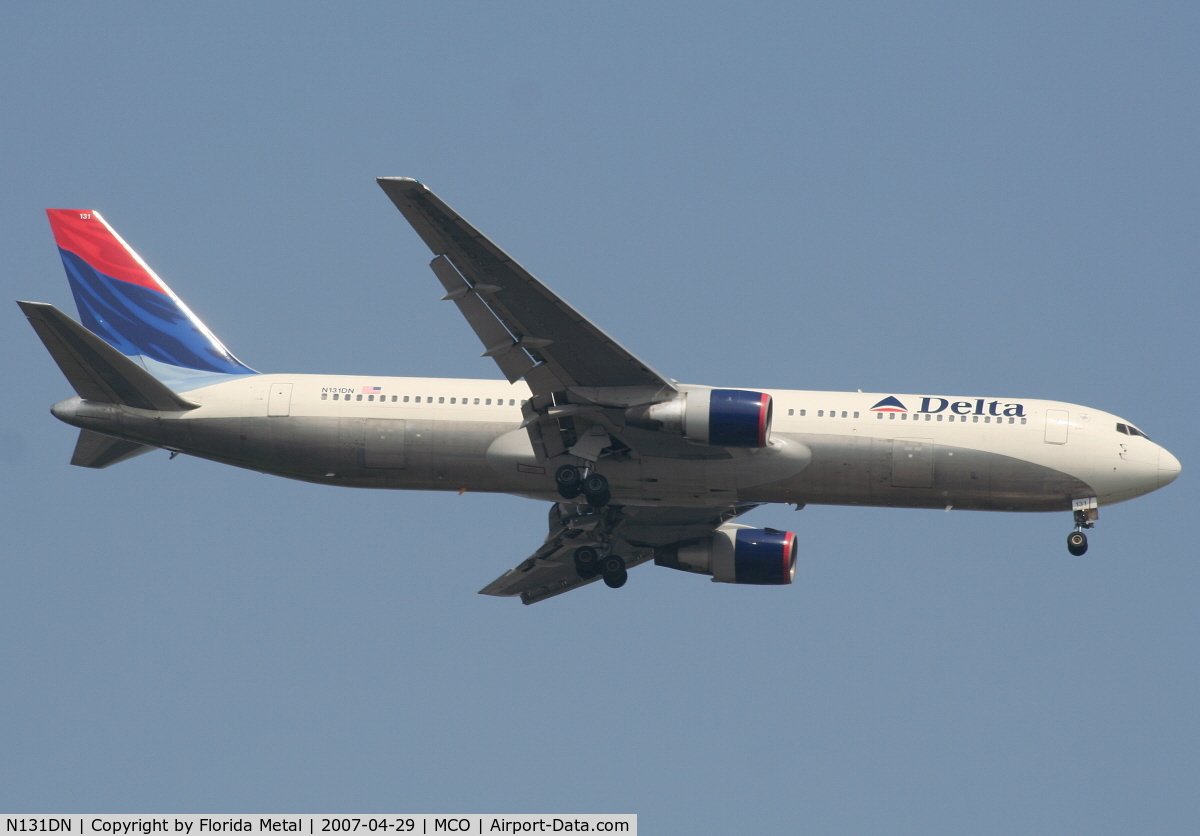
[1159,447,1182,488]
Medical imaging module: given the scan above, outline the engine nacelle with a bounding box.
[626,388,773,448]
[655,525,797,585]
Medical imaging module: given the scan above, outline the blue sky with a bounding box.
[2,3,1196,832]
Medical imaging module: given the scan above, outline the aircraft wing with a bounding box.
[376,177,673,399]
[480,502,757,604]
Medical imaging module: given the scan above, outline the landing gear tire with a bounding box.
[583,473,610,508]
[603,569,628,589]
[602,554,628,588]
[600,554,625,576]
[1067,531,1088,556]
[555,465,582,499]
[573,546,600,579]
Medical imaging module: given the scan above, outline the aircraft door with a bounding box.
[267,382,293,417]
[892,438,934,488]
[1045,410,1069,444]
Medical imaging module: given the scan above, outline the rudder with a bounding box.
[46,209,256,384]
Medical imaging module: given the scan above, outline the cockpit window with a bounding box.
[1117,422,1152,440]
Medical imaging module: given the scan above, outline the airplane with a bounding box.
[18,178,1182,604]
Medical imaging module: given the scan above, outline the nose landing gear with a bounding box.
[1067,498,1098,556]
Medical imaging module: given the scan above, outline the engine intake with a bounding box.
[655,525,796,585]
[626,388,772,448]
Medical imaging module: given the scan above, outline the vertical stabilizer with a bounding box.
[46,209,257,385]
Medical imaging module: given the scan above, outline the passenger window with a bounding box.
[877,413,883,419]
[392,396,397,402]
[889,413,896,420]
[818,410,824,417]
[368,395,374,401]
[439,397,445,403]
[841,411,847,418]
[474,398,480,404]
[321,393,328,400]
[901,413,907,420]
[800,409,806,416]
[972,415,978,422]
[984,416,990,423]
[1021,417,1027,424]
[853,412,859,418]
[356,394,362,401]
[332,393,339,400]
[936,414,943,421]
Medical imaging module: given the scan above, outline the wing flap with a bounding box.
[429,255,535,383]
[377,177,672,395]
[478,502,755,604]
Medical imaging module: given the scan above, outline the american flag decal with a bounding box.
[362,386,381,394]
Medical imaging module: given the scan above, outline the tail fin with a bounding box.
[45,209,256,386]
[18,301,198,411]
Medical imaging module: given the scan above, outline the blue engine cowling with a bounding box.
[654,526,797,585]
[625,387,773,448]
[708,389,772,447]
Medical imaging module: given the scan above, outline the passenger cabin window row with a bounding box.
[874,413,1026,424]
[782,407,1028,425]
[320,393,521,405]
[785,409,859,418]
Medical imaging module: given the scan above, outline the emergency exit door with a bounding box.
[1045,410,1069,444]
[267,382,293,417]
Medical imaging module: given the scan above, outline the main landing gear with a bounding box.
[1067,504,1097,556]
[573,546,627,588]
[555,464,610,507]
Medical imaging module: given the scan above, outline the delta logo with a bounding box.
[870,396,907,413]
[871,395,1027,418]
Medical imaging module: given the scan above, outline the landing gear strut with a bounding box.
[1067,507,1095,556]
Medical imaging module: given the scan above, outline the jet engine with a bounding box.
[655,524,796,585]
[626,388,773,448]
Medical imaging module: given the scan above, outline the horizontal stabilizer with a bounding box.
[17,301,198,411]
[71,429,155,468]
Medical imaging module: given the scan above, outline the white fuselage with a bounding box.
[54,373,1181,514]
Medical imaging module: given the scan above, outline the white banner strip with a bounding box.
[2,817,635,836]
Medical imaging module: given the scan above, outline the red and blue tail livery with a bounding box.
[46,210,255,382]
